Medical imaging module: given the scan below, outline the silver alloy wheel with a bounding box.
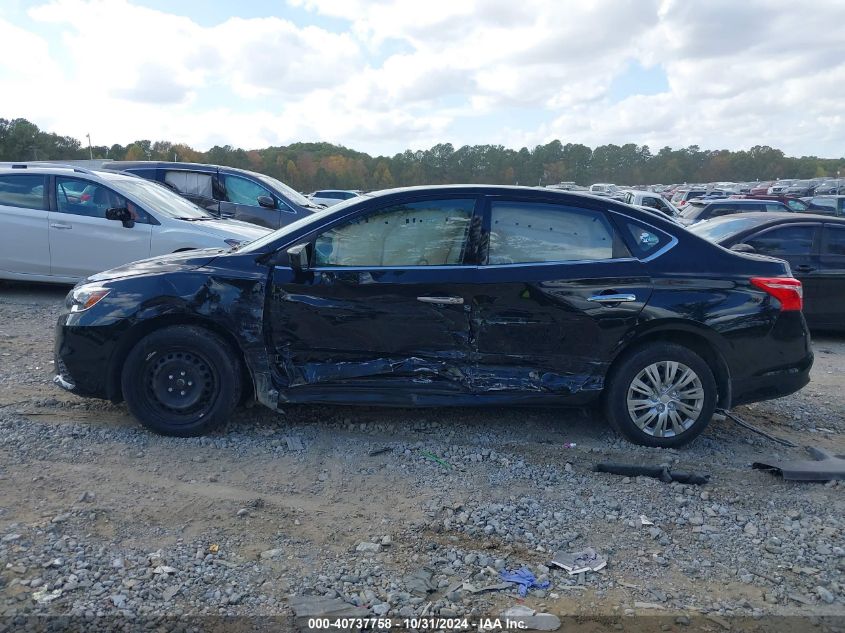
[626,361,705,437]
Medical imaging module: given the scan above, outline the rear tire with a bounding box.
[121,325,241,437]
[604,343,716,448]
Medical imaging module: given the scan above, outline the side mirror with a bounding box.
[105,207,135,228]
[287,243,311,272]
[257,195,275,209]
[730,243,755,253]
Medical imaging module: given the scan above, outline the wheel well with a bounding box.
[106,315,255,404]
[609,330,732,408]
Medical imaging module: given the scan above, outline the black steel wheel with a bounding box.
[121,325,241,436]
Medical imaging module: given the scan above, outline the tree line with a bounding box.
[2,116,843,192]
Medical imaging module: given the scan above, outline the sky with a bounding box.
[1,0,843,157]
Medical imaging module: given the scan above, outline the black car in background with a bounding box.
[102,161,324,230]
[677,198,791,225]
[805,195,845,216]
[54,186,812,448]
[690,212,845,331]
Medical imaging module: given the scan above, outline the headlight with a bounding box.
[67,286,111,313]
[224,238,242,248]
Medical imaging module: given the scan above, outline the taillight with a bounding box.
[751,277,803,311]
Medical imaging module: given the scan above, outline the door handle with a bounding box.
[793,265,815,273]
[417,296,464,305]
[50,223,72,230]
[587,293,637,303]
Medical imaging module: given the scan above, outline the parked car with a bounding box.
[784,180,815,196]
[588,183,619,196]
[768,180,795,195]
[813,180,845,195]
[54,185,812,448]
[621,190,679,218]
[308,189,364,207]
[690,212,845,330]
[670,188,707,208]
[0,164,269,284]
[805,196,845,216]
[677,198,791,226]
[102,161,324,230]
[732,194,809,212]
[749,181,774,195]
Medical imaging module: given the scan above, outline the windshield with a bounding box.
[689,216,769,243]
[238,193,373,253]
[252,172,317,208]
[106,176,212,219]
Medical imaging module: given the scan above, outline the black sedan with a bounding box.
[54,186,812,448]
[690,212,845,331]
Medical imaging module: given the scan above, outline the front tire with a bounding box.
[604,343,716,448]
[121,325,241,437]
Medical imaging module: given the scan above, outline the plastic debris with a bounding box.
[640,515,654,526]
[284,436,304,452]
[550,548,607,575]
[499,567,550,597]
[208,544,219,554]
[420,450,452,469]
[32,588,62,604]
[753,447,845,481]
[595,462,710,485]
[563,442,577,449]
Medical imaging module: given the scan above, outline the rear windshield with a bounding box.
[689,216,771,243]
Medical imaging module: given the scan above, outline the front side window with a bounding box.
[0,174,46,210]
[56,177,141,220]
[641,196,661,210]
[787,199,807,211]
[487,201,621,264]
[314,198,474,267]
[765,203,786,212]
[745,225,816,257]
[810,197,837,213]
[222,175,272,207]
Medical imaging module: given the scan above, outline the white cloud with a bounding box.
[0,0,843,156]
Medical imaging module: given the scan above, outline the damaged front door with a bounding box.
[472,197,652,399]
[268,196,481,402]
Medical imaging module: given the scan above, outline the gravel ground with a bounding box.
[0,281,843,631]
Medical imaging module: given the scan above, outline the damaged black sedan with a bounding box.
[54,186,813,447]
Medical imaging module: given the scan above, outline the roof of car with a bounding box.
[702,211,845,223]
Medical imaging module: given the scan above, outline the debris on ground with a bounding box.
[753,446,845,481]
[284,435,304,452]
[501,605,562,631]
[595,462,710,485]
[719,409,798,447]
[639,515,654,526]
[420,450,452,469]
[287,595,370,627]
[368,446,392,456]
[549,548,607,575]
[499,568,550,596]
[404,568,438,596]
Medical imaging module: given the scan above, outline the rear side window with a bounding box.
[0,174,46,210]
[745,225,816,257]
[822,226,845,256]
[810,198,837,213]
[487,201,625,264]
[765,203,785,212]
[165,171,213,199]
[786,199,807,211]
[622,220,672,257]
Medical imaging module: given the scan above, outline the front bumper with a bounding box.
[54,314,119,400]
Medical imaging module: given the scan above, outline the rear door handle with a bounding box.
[587,294,637,303]
[793,265,815,273]
[50,223,72,230]
[417,296,464,305]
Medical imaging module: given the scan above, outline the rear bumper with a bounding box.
[728,311,814,406]
[730,352,813,406]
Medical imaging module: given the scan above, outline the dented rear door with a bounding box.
[471,196,652,398]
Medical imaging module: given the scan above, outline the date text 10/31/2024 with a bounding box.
[306,617,528,630]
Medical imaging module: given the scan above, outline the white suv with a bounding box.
[0,164,270,284]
